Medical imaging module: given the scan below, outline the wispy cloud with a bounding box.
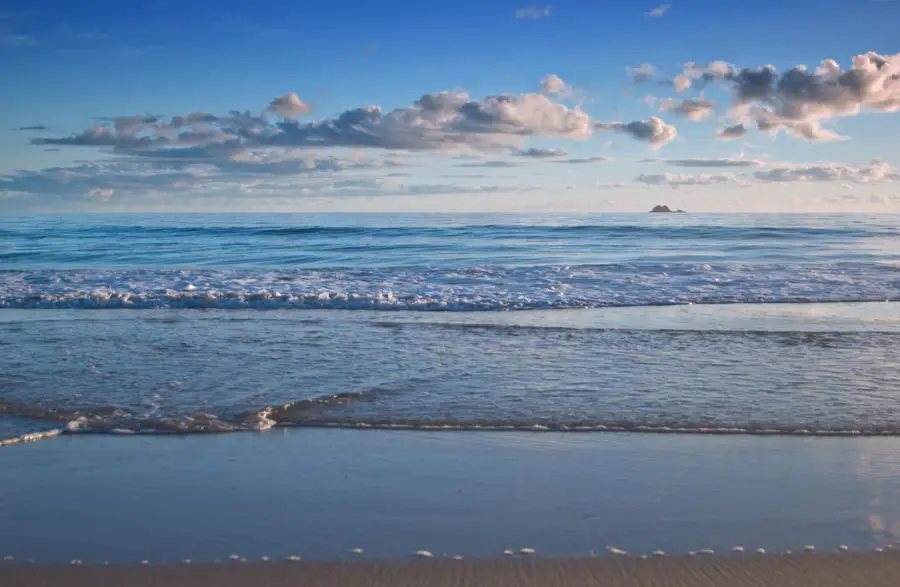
[645,4,671,17]
[0,32,38,47]
[645,157,764,168]
[515,5,552,20]
[12,125,51,131]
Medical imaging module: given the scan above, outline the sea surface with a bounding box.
[2,213,900,440]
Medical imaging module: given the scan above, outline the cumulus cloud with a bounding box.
[513,147,567,158]
[540,74,571,97]
[636,172,742,187]
[265,93,313,119]
[668,52,900,142]
[645,4,671,17]
[595,116,677,148]
[646,157,764,168]
[717,124,747,140]
[658,97,716,121]
[30,90,592,161]
[515,5,552,19]
[752,161,900,184]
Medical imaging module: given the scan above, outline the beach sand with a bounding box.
[4,554,900,587]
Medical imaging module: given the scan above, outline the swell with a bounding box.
[4,223,897,241]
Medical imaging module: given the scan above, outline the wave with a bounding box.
[5,395,900,438]
[0,428,63,449]
[2,263,898,310]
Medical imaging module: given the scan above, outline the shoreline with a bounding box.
[5,554,900,586]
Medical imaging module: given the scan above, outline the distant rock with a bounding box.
[650,205,685,213]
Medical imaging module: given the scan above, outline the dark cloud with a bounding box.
[595,116,677,148]
[646,157,763,168]
[12,125,50,131]
[553,156,610,164]
[717,124,747,140]
[456,160,522,168]
[658,97,716,121]
[513,147,567,158]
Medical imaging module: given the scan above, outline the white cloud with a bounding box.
[645,4,671,17]
[595,116,677,148]
[515,5,552,19]
[540,74,571,97]
[265,93,313,119]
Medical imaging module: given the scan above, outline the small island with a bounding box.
[649,205,686,213]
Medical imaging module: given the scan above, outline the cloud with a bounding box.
[513,147,567,158]
[0,32,38,47]
[553,156,610,164]
[456,160,523,168]
[0,159,520,211]
[717,124,747,140]
[658,97,716,121]
[668,52,900,142]
[645,4,671,17]
[752,161,900,184]
[540,74,571,98]
[30,90,592,161]
[265,93,313,120]
[515,5,552,19]
[12,125,50,131]
[647,157,764,168]
[628,63,656,85]
[595,116,677,148]
[636,172,743,187]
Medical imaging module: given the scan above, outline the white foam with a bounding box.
[286,555,302,562]
[652,550,665,556]
[519,548,536,555]
[452,555,463,560]
[697,549,715,555]
[731,546,745,553]
[606,546,627,556]
[839,545,849,552]
[503,550,514,556]
[756,548,766,554]
[351,548,364,554]
[804,545,816,552]
[0,428,63,449]
[414,550,433,558]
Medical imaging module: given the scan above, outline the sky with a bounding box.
[2,0,900,213]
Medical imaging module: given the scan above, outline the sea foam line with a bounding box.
[0,429,63,449]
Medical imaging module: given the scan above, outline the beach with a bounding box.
[5,554,900,587]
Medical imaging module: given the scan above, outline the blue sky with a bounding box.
[2,0,900,212]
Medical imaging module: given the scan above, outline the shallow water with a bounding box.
[1,303,899,436]
[1,214,899,439]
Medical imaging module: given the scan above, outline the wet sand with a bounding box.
[4,554,900,587]
[3,429,900,563]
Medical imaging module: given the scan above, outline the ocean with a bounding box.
[2,213,900,440]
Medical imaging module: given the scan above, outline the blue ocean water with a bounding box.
[1,214,900,439]
[2,213,899,309]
